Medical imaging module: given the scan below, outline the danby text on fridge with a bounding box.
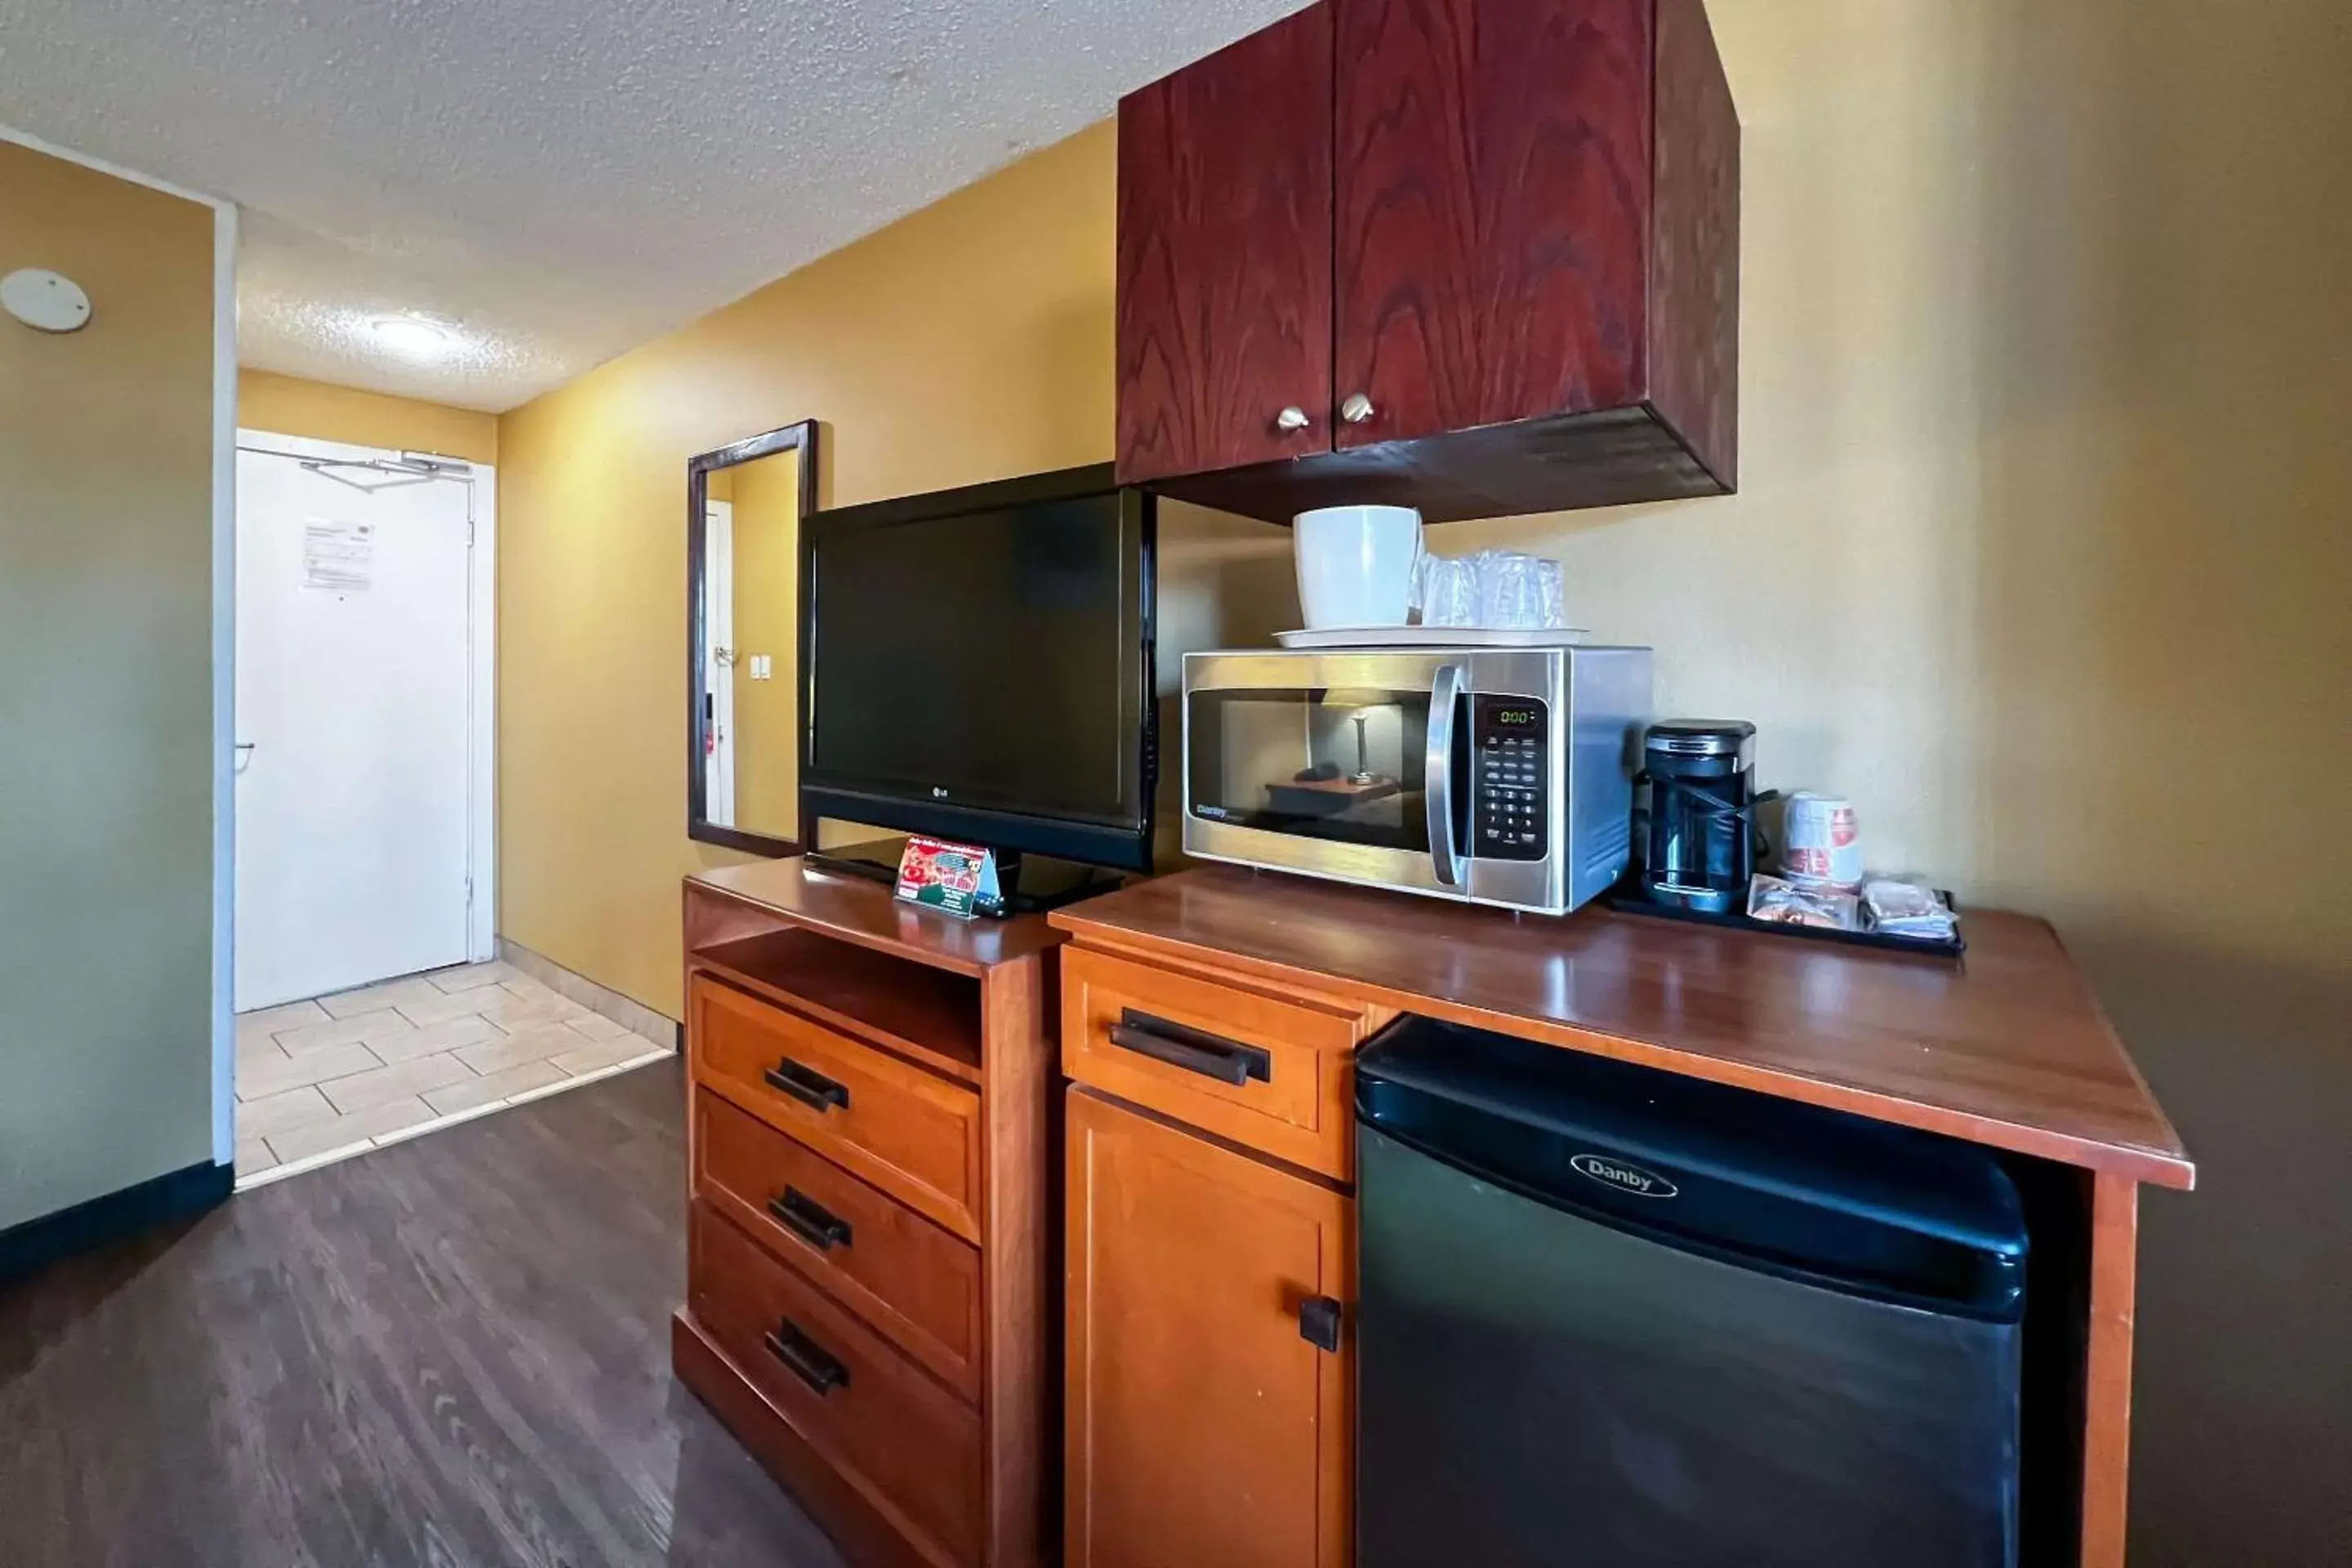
[1182,648,1652,915]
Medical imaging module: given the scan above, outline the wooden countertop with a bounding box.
[688,858,1064,976]
[1050,866,2193,1190]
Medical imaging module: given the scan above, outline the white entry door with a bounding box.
[234,438,479,1010]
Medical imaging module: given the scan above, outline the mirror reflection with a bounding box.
[699,445,802,841]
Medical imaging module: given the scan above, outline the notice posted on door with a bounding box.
[303,519,374,592]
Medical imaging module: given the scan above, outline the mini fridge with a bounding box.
[1356,1018,2031,1568]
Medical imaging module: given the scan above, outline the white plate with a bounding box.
[1272,626,1589,649]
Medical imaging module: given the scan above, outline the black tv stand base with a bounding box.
[803,849,898,888]
[804,845,1125,918]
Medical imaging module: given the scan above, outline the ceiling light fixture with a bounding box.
[370,314,454,357]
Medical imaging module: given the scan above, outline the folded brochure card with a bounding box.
[894,835,1005,920]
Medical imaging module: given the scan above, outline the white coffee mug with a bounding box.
[1294,505,1423,630]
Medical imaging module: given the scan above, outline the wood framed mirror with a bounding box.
[687,420,819,855]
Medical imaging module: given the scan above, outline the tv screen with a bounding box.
[802,467,1156,870]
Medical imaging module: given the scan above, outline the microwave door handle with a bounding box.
[1426,663,1466,888]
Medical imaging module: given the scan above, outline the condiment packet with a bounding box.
[1861,876,1958,941]
[1746,874,1861,931]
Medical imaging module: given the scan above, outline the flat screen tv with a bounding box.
[800,464,1157,871]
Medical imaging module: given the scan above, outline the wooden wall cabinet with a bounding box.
[1115,2,1334,485]
[1116,0,1739,523]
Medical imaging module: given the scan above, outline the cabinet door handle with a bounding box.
[768,1187,853,1252]
[1339,392,1377,425]
[764,1056,849,1112]
[1275,405,1312,433]
[1107,1009,1272,1087]
[764,1319,850,1396]
[1298,1294,1343,1354]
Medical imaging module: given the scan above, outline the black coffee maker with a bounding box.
[1637,720,1775,914]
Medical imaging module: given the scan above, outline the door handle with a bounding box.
[764,1319,850,1396]
[1107,1009,1271,1087]
[1298,1294,1343,1354]
[1425,663,1465,888]
[768,1187,853,1252]
[764,1057,850,1112]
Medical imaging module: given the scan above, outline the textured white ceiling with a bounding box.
[0,0,1305,411]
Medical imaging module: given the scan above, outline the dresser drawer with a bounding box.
[692,1201,983,1566]
[696,1089,983,1400]
[693,974,984,1241]
[1062,945,1369,1178]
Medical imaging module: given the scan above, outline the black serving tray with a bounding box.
[1601,879,1967,959]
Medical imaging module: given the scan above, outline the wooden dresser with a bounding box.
[675,858,1061,1568]
[1049,866,2193,1568]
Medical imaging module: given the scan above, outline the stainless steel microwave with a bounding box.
[1182,646,1652,915]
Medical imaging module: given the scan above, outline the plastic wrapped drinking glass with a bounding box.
[1413,554,1478,627]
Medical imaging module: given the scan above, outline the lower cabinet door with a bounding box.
[1065,1087,1352,1568]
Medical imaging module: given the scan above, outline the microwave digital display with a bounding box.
[1491,707,1542,728]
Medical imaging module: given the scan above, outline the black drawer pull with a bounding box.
[1298,1294,1343,1354]
[764,1319,849,1396]
[764,1056,850,1112]
[768,1187,853,1252]
[1107,1009,1272,1088]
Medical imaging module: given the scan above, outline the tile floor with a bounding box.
[234,961,672,1185]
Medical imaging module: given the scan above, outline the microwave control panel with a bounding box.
[1472,696,1549,861]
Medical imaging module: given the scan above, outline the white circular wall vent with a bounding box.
[2,269,94,332]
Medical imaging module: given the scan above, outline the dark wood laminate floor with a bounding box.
[0,1059,846,1568]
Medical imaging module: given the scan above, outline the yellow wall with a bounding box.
[497,7,2348,1552]
[239,368,497,465]
[726,448,802,836]
[0,141,218,1227]
[497,123,1120,1018]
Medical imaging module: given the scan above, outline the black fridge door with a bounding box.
[1356,1021,2027,1568]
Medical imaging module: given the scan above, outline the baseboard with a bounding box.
[497,937,680,1051]
[0,1159,234,1283]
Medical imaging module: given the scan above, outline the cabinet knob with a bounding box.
[1340,393,1376,425]
[1275,405,1312,433]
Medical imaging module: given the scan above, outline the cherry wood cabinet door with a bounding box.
[1334,0,1655,448]
[1066,1089,1352,1568]
[1116,2,1335,486]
